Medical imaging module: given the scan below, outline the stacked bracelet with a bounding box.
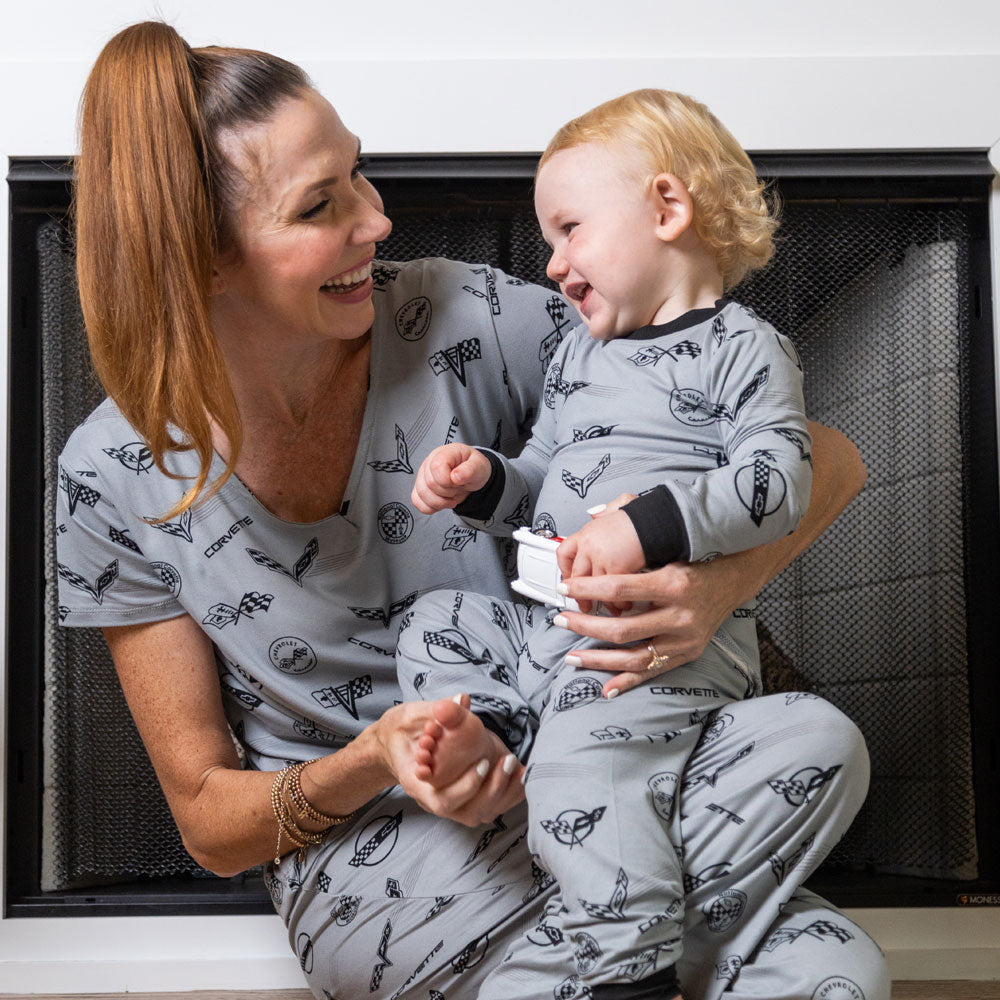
[270,760,356,866]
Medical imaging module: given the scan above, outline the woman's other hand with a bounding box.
[375,696,525,826]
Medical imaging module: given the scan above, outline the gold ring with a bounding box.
[645,642,670,672]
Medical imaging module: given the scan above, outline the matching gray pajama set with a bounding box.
[55,258,889,1000]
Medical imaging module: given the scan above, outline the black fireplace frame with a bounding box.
[6,150,1000,917]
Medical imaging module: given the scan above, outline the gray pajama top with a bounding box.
[54,258,570,769]
[460,299,813,569]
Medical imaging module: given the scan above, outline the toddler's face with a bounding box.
[534,142,674,340]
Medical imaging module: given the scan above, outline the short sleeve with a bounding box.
[55,439,184,627]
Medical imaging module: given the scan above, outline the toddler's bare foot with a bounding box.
[414,695,498,788]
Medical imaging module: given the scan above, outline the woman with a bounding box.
[58,21,889,1000]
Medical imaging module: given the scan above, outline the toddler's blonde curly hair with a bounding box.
[539,89,777,289]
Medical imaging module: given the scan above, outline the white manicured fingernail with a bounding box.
[553,615,569,628]
[605,688,621,699]
[556,582,569,595]
[451,693,463,704]
[565,654,583,667]
[520,768,529,785]
[502,754,518,775]
[587,503,606,515]
[476,759,490,778]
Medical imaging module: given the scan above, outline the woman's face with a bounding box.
[212,89,391,345]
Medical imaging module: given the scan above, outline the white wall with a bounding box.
[4,0,1000,991]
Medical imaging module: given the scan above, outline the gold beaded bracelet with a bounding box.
[270,761,356,866]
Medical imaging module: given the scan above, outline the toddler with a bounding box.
[396,89,812,1000]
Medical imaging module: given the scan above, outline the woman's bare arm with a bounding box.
[105,615,523,875]
[556,420,866,692]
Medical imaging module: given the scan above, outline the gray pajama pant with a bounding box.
[268,591,889,1000]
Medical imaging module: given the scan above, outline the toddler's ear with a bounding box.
[651,173,694,243]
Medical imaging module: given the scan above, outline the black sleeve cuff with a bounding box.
[622,485,690,568]
[454,450,506,521]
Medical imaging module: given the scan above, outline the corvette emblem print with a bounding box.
[666,339,701,361]
[769,765,843,806]
[269,637,318,674]
[628,345,666,367]
[443,524,477,551]
[450,932,490,974]
[148,508,193,543]
[58,559,119,605]
[349,812,402,868]
[150,561,182,597]
[377,502,413,544]
[541,807,607,849]
[368,425,413,474]
[428,338,482,387]
[736,453,787,527]
[812,977,866,1000]
[202,591,274,629]
[59,470,101,516]
[539,295,573,369]
[704,888,747,932]
[370,918,394,991]
[572,425,615,442]
[579,867,628,919]
[349,592,418,629]
[544,362,590,409]
[246,537,318,585]
[769,832,816,884]
[561,454,611,497]
[312,675,373,719]
[108,525,143,554]
[394,296,432,341]
[103,441,153,474]
[503,493,531,529]
[423,628,492,666]
[554,677,604,712]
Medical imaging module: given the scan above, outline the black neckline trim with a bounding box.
[625,298,729,341]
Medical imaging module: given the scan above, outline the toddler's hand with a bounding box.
[556,507,645,582]
[412,444,492,514]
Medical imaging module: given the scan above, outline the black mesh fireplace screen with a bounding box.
[7,154,1000,912]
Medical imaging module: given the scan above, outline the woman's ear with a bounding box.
[651,172,694,243]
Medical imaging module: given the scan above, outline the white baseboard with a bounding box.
[0,909,998,992]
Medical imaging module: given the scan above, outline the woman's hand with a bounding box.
[556,420,868,697]
[557,556,744,696]
[374,699,525,827]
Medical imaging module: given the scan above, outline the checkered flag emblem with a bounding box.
[732,365,770,421]
[108,525,143,554]
[313,675,373,719]
[348,811,402,867]
[804,920,854,944]
[369,918,393,991]
[58,559,119,605]
[103,443,153,473]
[60,470,101,516]
[442,525,476,551]
[367,425,413,474]
[246,537,318,585]
[428,337,482,386]
[561,454,611,499]
[503,493,531,529]
[150,509,193,542]
[554,677,604,712]
[667,339,702,361]
[628,346,666,367]
[202,591,274,629]
[768,832,815,884]
[349,591,417,629]
[578,867,627,919]
[712,315,728,345]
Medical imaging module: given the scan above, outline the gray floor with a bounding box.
[4,985,1000,999]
